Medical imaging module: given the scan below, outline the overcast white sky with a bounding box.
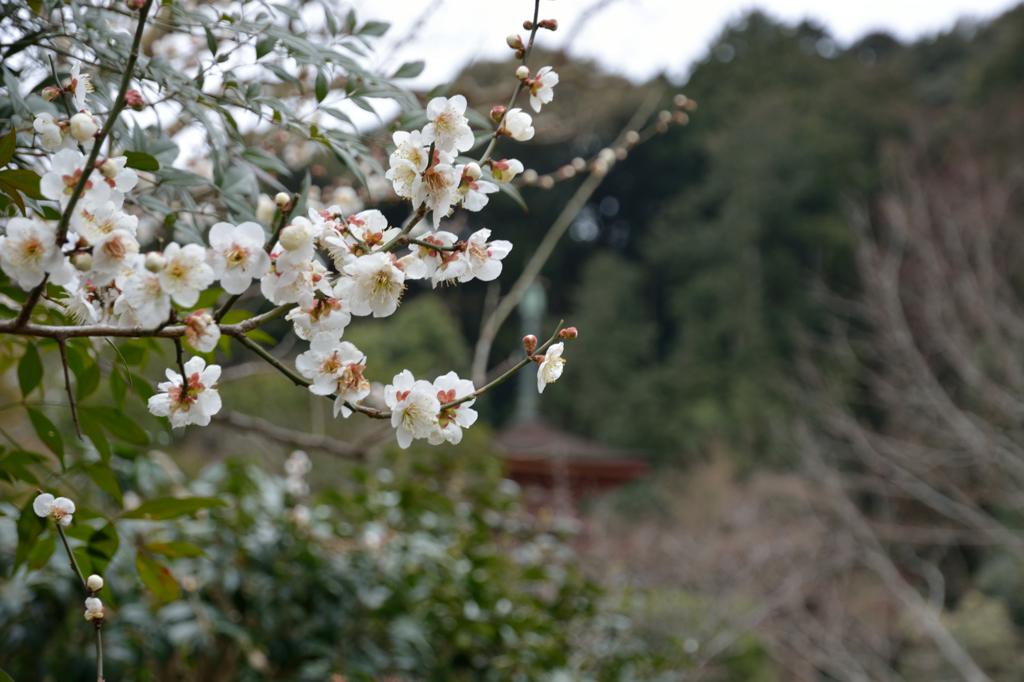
[347,0,1022,87]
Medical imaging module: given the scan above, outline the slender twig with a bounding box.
[173,337,187,382]
[56,524,88,589]
[401,236,463,252]
[57,339,82,439]
[12,275,48,330]
[47,55,76,118]
[96,626,104,682]
[213,410,372,460]
[380,203,428,253]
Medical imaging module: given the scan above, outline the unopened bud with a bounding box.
[515,49,525,60]
[42,86,60,102]
[98,159,118,179]
[674,111,689,125]
[655,120,669,134]
[521,169,539,185]
[463,162,482,182]
[69,112,98,143]
[87,574,104,592]
[657,110,672,124]
[571,157,587,173]
[558,165,576,180]
[590,158,609,177]
[145,251,166,272]
[531,353,545,364]
[538,19,558,31]
[72,252,93,271]
[126,0,144,10]
[516,66,530,80]
[523,20,533,30]
[615,147,628,161]
[279,224,304,251]
[506,34,525,50]
[274,192,291,210]
[523,335,537,355]
[673,93,688,108]
[125,89,145,111]
[558,327,578,341]
[624,130,640,146]
[538,175,554,190]
[490,105,507,123]
[598,148,617,165]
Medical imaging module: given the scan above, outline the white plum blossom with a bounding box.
[34,113,66,151]
[275,216,317,271]
[490,158,524,184]
[68,62,93,112]
[260,257,331,308]
[40,149,110,209]
[147,356,222,427]
[70,202,138,245]
[119,267,171,328]
[33,493,76,526]
[386,370,441,449]
[537,342,566,393]
[421,95,474,154]
[414,151,459,229]
[335,252,406,318]
[206,221,271,294]
[69,111,98,143]
[429,371,478,445]
[0,217,66,289]
[295,333,371,417]
[459,228,512,283]
[95,156,139,208]
[455,164,498,212]
[158,243,215,308]
[500,108,535,141]
[321,209,399,268]
[183,309,220,353]
[385,130,429,199]
[63,275,103,325]
[528,66,560,112]
[84,597,104,622]
[90,229,140,280]
[285,297,351,341]
[406,231,465,287]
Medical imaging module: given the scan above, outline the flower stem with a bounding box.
[96,625,104,682]
[58,339,82,439]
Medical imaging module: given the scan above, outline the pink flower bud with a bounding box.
[538,19,558,31]
[531,353,545,364]
[72,252,93,271]
[516,66,530,81]
[523,335,537,355]
[98,158,118,178]
[558,327,578,341]
[126,0,144,10]
[490,105,507,123]
[523,20,534,30]
[275,192,292,210]
[42,86,60,102]
[515,49,525,60]
[506,34,524,50]
[125,89,146,111]
[87,574,104,592]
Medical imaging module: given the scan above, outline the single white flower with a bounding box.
[386,158,422,200]
[63,274,103,325]
[0,217,65,289]
[429,371,478,445]
[413,151,459,229]
[33,113,65,151]
[147,356,222,428]
[489,158,524,184]
[528,66,560,113]
[40,149,110,209]
[459,228,513,283]
[295,333,371,417]
[274,216,317,271]
[455,164,498,212]
[158,243,215,308]
[90,229,140,280]
[69,111,99,143]
[422,95,475,154]
[537,342,566,393]
[84,597,104,622]
[120,267,171,328]
[68,62,93,112]
[260,257,331,307]
[406,231,466,288]
[206,221,271,295]
[183,309,220,353]
[285,297,351,341]
[94,156,139,208]
[335,252,406,318]
[70,202,139,246]
[385,370,441,449]
[284,450,312,477]
[500,108,535,142]
[33,493,76,526]
[385,131,429,199]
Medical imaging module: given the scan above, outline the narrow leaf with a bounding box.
[315,69,328,103]
[86,463,123,507]
[144,541,206,558]
[17,343,41,397]
[124,151,160,172]
[26,407,63,466]
[136,553,179,603]
[28,533,55,569]
[121,496,227,520]
[0,129,16,168]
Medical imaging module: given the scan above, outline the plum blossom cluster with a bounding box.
[2,53,569,447]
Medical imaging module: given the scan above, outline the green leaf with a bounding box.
[27,533,55,570]
[80,417,111,464]
[121,496,227,520]
[255,35,276,59]
[264,62,303,92]
[136,553,179,603]
[87,523,119,573]
[78,406,149,446]
[86,462,123,507]
[0,450,45,484]
[246,328,277,346]
[315,68,328,103]
[0,178,25,215]
[0,667,15,682]
[241,147,290,175]
[358,20,389,36]
[26,407,63,466]
[204,26,218,55]
[17,343,42,397]
[74,356,101,402]
[124,151,160,172]
[144,541,206,558]
[0,128,15,168]
[109,366,127,411]
[191,286,224,312]
[392,60,425,79]
[15,496,45,570]
[0,169,44,199]
[72,546,92,577]
[129,371,156,403]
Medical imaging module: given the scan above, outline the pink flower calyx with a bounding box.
[523,334,538,355]
[558,327,578,341]
[506,34,525,51]
[125,89,146,111]
[490,106,507,123]
[42,86,61,102]
[170,372,206,408]
[538,19,558,31]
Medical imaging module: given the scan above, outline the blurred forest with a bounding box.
[7,3,1024,680]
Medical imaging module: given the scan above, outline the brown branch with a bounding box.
[212,410,372,460]
[57,339,82,439]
